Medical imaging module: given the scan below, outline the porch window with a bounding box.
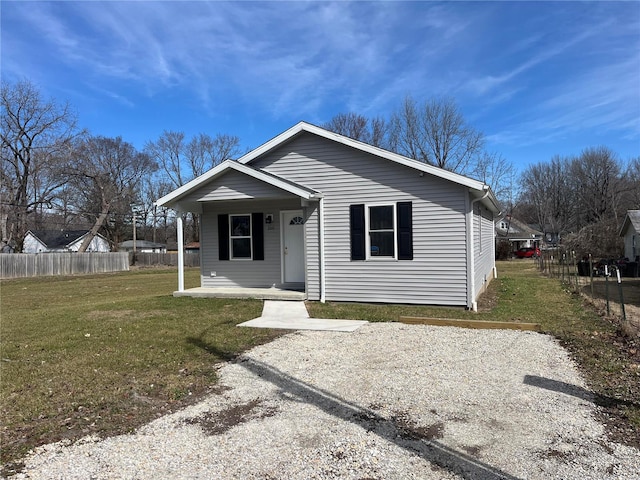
[230,214,252,259]
[218,213,264,261]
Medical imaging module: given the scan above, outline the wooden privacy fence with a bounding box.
[130,252,200,267]
[0,252,130,279]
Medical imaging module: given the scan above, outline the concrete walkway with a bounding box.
[238,300,368,332]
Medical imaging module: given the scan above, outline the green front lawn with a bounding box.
[0,268,284,473]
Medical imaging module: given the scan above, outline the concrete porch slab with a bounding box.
[173,287,306,301]
[238,300,368,332]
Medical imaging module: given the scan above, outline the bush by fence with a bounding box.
[0,253,130,279]
[130,252,200,267]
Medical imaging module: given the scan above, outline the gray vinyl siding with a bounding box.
[251,133,470,306]
[304,204,321,300]
[623,227,637,260]
[473,205,495,300]
[183,170,295,203]
[200,198,301,288]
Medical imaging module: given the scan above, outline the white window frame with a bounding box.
[366,203,397,260]
[229,213,253,260]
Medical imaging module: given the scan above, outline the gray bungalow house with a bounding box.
[156,122,500,310]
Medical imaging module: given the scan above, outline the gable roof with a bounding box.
[240,121,493,189]
[156,122,500,212]
[495,215,543,242]
[26,230,96,249]
[620,210,640,236]
[155,159,322,209]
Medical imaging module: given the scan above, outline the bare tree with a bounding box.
[140,177,174,244]
[621,156,640,210]
[322,113,388,148]
[472,151,514,206]
[185,133,240,179]
[571,146,624,226]
[388,96,484,174]
[146,131,240,189]
[145,131,240,243]
[145,131,186,189]
[1,80,80,250]
[519,156,576,241]
[67,136,156,251]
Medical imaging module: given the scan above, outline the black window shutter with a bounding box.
[218,214,229,260]
[252,212,264,260]
[397,201,413,260]
[350,204,365,261]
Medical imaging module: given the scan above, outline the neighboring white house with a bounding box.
[118,240,167,253]
[23,230,110,253]
[495,215,543,250]
[155,122,500,310]
[620,210,640,261]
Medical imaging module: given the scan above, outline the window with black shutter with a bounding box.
[350,202,413,260]
[218,213,264,261]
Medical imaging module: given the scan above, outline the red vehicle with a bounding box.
[515,247,540,258]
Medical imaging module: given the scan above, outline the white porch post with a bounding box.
[177,214,185,292]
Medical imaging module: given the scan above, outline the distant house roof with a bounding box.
[185,242,200,250]
[620,210,640,236]
[26,230,96,249]
[495,215,543,241]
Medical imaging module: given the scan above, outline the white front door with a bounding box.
[282,210,305,283]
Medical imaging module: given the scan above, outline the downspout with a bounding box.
[467,187,490,312]
[176,214,184,292]
[492,210,498,280]
[319,197,326,303]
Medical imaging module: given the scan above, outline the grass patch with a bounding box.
[0,268,284,474]
[308,260,640,449]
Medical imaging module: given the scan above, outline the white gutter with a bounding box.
[319,197,326,303]
[467,187,490,311]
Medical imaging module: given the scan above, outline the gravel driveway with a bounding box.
[14,323,640,479]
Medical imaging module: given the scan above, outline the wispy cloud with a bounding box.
[465,26,603,97]
[487,47,640,150]
[2,1,637,160]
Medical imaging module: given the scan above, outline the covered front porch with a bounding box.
[173,285,306,300]
[155,159,327,302]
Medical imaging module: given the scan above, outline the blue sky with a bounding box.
[2,1,639,173]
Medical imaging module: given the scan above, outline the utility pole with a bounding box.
[152,204,157,244]
[132,209,137,253]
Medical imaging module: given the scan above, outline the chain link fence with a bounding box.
[534,250,639,336]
